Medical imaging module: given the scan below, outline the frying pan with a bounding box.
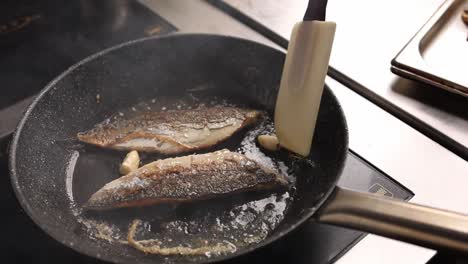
[8,27,468,264]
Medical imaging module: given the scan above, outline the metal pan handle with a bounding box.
[316,187,468,253]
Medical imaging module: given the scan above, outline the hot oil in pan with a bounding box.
[65,95,298,258]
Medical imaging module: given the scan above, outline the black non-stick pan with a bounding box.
[8,33,468,263]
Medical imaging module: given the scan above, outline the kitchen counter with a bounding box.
[138,1,468,263]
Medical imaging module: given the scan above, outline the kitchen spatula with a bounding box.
[274,0,336,157]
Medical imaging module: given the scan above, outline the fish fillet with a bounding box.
[85,149,288,210]
[77,106,262,154]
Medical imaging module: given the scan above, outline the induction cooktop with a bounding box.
[0,1,412,263]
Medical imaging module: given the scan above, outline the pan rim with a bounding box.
[8,32,348,264]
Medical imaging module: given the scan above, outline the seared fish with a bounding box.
[77,106,262,154]
[85,149,288,210]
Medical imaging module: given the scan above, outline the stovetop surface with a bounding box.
[0,0,175,109]
[1,1,412,263]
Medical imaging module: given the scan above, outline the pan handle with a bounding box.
[316,187,468,253]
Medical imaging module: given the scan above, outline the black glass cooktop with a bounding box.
[0,1,413,263]
[0,0,175,109]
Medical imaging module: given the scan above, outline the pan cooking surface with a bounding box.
[65,95,302,260]
[9,34,347,264]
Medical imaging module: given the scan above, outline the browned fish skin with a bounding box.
[77,106,262,154]
[85,149,288,210]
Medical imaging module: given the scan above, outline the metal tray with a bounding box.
[391,0,468,97]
